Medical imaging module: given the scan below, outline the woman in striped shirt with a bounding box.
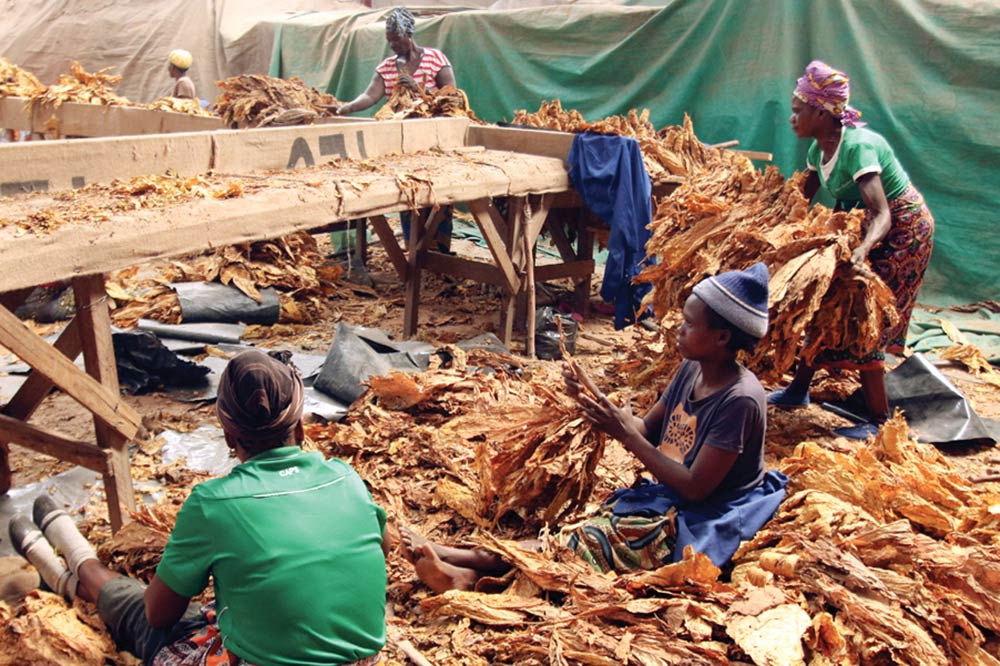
[335,7,456,116]
[335,7,458,252]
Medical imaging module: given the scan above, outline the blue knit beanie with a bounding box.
[691,262,769,338]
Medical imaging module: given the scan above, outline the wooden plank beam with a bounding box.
[2,317,81,422]
[403,210,425,338]
[0,96,224,138]
[0,414,110,472]
[534,260,596,282]
[466,125,575,160]
[423,253,505,286]
[524,228,537,359]
[416,206,445,254]
[574,225,595,316]
[545,213,582,263]
[0,149,571,294]
[0,303,141,439]
[524,194,553,246]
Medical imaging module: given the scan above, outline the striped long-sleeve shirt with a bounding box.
[375,47,451,97]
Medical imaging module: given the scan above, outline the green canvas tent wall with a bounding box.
[271,0,1000,306]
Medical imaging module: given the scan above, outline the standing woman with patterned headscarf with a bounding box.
[768,60,935,439]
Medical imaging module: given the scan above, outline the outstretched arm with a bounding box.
[336,71,386,115]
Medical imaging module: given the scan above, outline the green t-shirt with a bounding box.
[156,447,387,666]
[806,126,910,209]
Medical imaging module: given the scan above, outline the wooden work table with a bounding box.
[0,118,630,526]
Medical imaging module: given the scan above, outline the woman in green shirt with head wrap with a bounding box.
[769,60,935,440]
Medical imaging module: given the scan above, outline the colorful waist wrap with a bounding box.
[819,183,935,370]
[560,470,788,573]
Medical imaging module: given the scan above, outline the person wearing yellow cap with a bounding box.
[167,49,196,100]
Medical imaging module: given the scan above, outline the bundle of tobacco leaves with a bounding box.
[214,74,339,127]
[0,57,45,97]
[0,592,118,666]
[729,416,1000,664]
[140,96,215,116]
[30,62,130,109]
[636,161,899,384]
[95,504,178,582]
[511,99,587,132]
[107,232,341,327]
[374,84,480,122]
[512,103,743,179]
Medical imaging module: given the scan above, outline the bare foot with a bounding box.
[413,543,478,594]
[398,526,428,565]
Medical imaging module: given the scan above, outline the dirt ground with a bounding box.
[2,228,1000,665]
[6,229,999,490]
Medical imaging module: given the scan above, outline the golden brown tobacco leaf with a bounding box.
[637,163,899,384]
[375,84,481,122]
[0,57,45,97]
[214,74,339,127]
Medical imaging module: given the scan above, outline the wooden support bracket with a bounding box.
[368,215,407,280]
[468,199,520,294]
[0,304,141,438]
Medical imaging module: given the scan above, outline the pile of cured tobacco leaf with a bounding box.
[0,207,994,662]
[29,61,131,109]
[214,74,339,127]
[512,102,744,180]
[10,364,997,666]
[140,96,214,116]
[375,84,481,122]
[107,231,342,327]
[635,160,899,385]
[0,57,45,97]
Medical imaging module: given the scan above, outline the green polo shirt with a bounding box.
[806,126,910,209]
[157,447,387,666]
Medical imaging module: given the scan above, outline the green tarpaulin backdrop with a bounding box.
[270,0,1000,307]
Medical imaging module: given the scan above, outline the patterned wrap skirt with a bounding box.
[820,183,935,370]
[559,505,678,573]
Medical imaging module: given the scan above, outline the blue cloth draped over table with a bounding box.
[567,133,654,329]
[604,470,789,567]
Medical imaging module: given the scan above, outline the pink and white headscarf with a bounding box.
[793,60,866,128]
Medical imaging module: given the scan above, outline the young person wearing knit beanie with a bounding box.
[400,263,787,592]
[9,350,387,666]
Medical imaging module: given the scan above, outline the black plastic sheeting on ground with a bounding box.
[313,323,433,405]
[821,352,999,445]
[534,306,579,360]
[174,281,280,325]
[137,319,245,345]
[113,330,211,395]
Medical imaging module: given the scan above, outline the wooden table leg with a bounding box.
[403,210,425,339]
[72,275,135,531]
[574,211,595,317]
[0,443,10,496]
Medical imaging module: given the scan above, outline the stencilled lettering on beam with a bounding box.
[285,130,371,170]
